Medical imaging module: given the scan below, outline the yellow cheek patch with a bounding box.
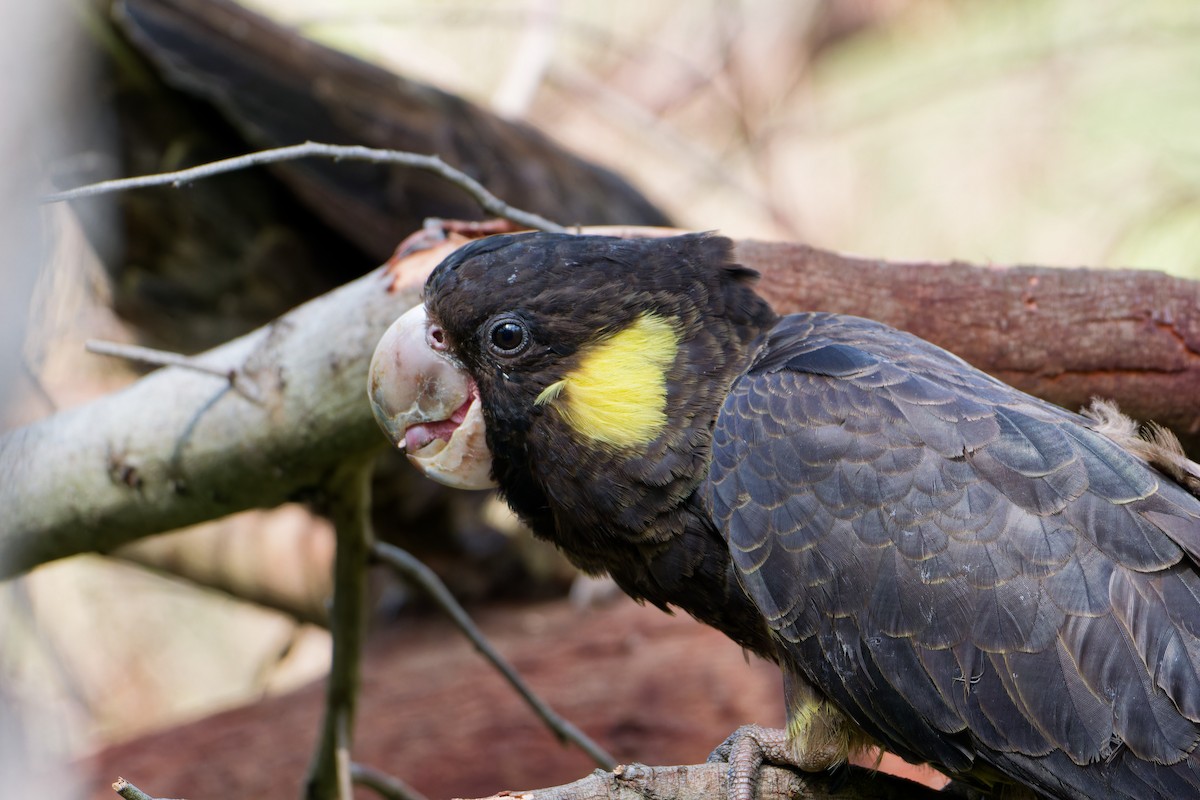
[534,313,678,448]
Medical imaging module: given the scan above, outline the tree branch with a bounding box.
[303,458,372,800]
[459,761,947,800]
[371,540,616,770]
[0,235,449,578]
[739,240,1200,454]
[85,339,263,402]
[113,777,184,800]
[350,762,430,800]
[3,228,1198,578]
[43,142,566,235]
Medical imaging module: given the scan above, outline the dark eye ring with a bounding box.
[487,317,529,357]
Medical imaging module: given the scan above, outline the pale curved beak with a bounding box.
[368,304,498,490]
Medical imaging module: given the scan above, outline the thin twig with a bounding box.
[85,339,262,403]
[113,777,184,800]
[305,458,374,800]
[370,540,617,770]
[351,763,431,800]
[86,340,232,380]
[42,141,566,234]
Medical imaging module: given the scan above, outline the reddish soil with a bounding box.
[84,596,944,799]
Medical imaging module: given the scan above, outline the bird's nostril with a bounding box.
[427,324,447,350]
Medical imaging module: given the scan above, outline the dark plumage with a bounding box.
[375,231,1200,800]
[425,233,779,652]
[709,311,1200,797]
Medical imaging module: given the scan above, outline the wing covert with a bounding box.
[704,313,1200,797]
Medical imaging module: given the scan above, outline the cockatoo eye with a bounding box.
[487,317,529,357]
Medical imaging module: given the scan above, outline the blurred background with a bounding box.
[4,0,1200,797]
[261,0,1200,274]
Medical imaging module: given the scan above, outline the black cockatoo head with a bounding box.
[368,232,777,547]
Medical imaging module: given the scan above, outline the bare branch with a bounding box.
[305,458,374,800]
[4,230,1198,578]
[113,777,185,800]
[85,339,264,402]
[458,761,946,800]
[0,233,453,578]
[42,142,567,234]
[371,540,617,771]
[738,240,1200,455]
[351,763,430,800]
[85,340,232,379]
